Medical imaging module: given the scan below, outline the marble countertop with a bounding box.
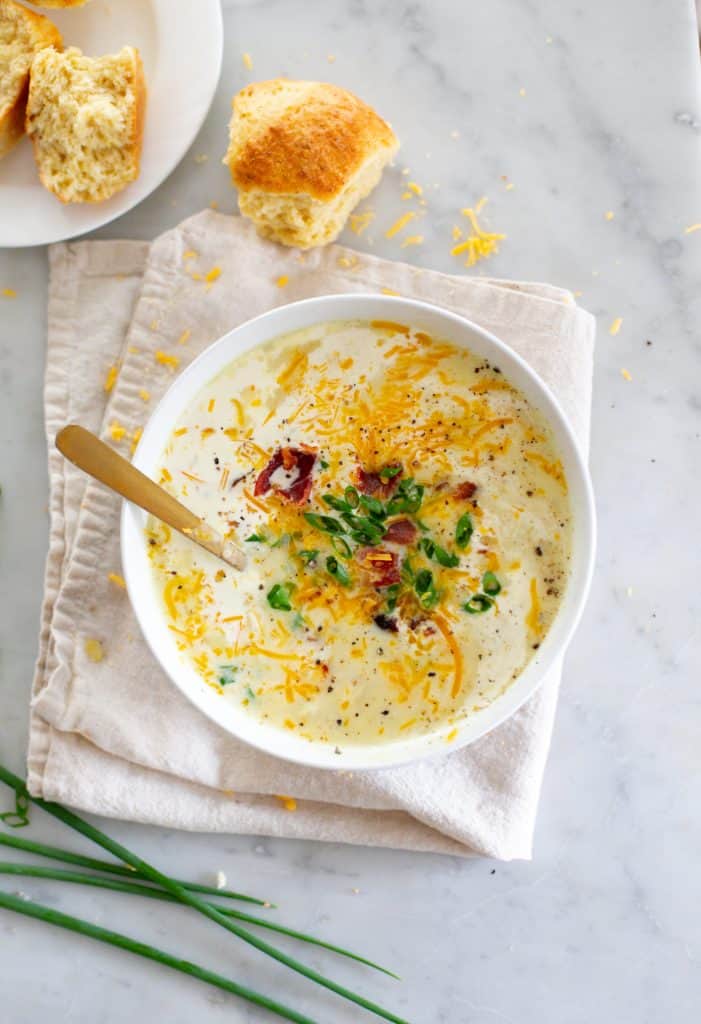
[1,0,700,1021]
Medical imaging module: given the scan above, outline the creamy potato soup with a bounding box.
[147,319,572,748]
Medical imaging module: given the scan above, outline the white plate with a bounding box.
[0,0,222,247]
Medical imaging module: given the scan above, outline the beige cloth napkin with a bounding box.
[27,211,594,860]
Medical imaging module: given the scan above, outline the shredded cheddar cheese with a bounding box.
[177,329,192,345]
[275,794,297,811]
[609,317,623,336]
[84,638,104,662]
[155,350,180,369]
[103,364,119,392]
[385,211,416,238]
[108,421,127,442]
[108,573,126,589]
[1,288,17,298]
[139,389,150,402]
[276,275,289,288]
[349,211,375,235]
[242,52,253,70]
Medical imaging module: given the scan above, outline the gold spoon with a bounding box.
[56,424,246,571]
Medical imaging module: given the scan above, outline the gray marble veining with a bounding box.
[1,0,700,1021]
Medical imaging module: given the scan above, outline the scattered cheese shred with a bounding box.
[242,52,253,70]
[621,367,633,381]
[1,288,17,298]
[609,317,623,336]
[337,254,358,269]
[204,266,222,288]
[139,389,150,402]
[526,578,541,635]
[519,87,526,97]
[407,181,423,196]
[130,427,143,455]
[451,201,505,266]
[401,235,424,248]
[103,364,119,392]
[605,210,615,221]
[109,421,127,442]
[684,223,701,234]
[276,794,297,812]
[349,210,374,235]
[177,329,191,345]
[155,350,180,369]
[108,573,126,589]
[385,211,416,238]
[380,287,399,296]
[84,638,104,662]
[183,250,198,261]
[451,225,463,241]
[445,728,458,743]
[505,182,515,191]
[276,275,289,288]
[207,398,215,413]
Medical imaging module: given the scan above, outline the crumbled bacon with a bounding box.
[455,480,478,500]
[373,614,398,633]
[355,462,403,498]
[357,547,401,588]
[254,446,317,504]
[383,518,417,544]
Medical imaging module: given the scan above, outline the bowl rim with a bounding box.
[121,293,596,771]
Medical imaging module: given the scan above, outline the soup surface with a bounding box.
[147,319,571,748]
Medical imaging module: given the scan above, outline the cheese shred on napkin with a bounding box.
[28,212,594,860]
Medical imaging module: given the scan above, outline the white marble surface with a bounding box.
[1,0,700,1020]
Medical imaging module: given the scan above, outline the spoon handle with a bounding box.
[55,424,245,571]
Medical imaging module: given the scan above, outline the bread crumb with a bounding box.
[546,35,553,43]
[276,795,297,811]
[209,200,218,210]
[2,288,17,298]
[327,53,336,64]
[138,389,150,402]
[609,317,623,336]
[130,427,143,455]
[621,367,632,381]
[194,153,208,164]
[103,364,119,392]
[519,87,526,97]
[401,167,410,176]
[349,210,374,235]
[108,573,126,589]
[215,871,227,889]
[155,350,180,369]
[84,638,104,662]
[380,287,399,296]
[149,319,159,330]
[401,234,424,247]
[450,129,460,139]
[573,290,583,298]
[684,223,701,234]
[351,887,360,894]
[604,210,614,221]
[109,421,127,442]
[626,586,634,597]
[505,182,515,191]
[242,52,253,70]
[385,211,416,238]
[177,329,191,345]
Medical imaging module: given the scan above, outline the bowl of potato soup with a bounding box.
[121,294,595,770]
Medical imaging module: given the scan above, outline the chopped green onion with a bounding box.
[379,465,402,480]
[218,664,238,687]
[463,594,494,614]
[414,568,439,610]
[303,512,346,535]
[384,583,401,612]
[331,535,353,559]
[271,533,291,549]
[267,583,294,611]
[419,537,459,568]
[325,556,351,587]
[245,686,256,700]
[245,533,267,543]
[359,494,385,519]
[343,486,360,509]
[298,549,320,564]
[455,513,474,549]
[322,494,351,513]
[482,571,501,596]
[0,789,29,829]
[319,459,330,469]
[340,513,384,544]
[401,559,416,584]
[386,478,424,515]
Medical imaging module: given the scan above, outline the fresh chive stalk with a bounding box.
[0,832,267,906]
[0,888,318,1024]
[0,766,407,1024]
[0,862,396,977]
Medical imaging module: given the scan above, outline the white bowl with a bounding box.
[122,294,595,771]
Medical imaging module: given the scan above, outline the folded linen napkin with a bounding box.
[27,211,594,860]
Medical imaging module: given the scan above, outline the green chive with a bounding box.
[322,494,351,513]
[463,594,494,614]
[455,513,474,549]
[303,513,346,535]
[245,686,256,700]
[271,533,291,548]
[267,583,294,611]
[414,569,439,610]
[0,833,267,905]
[0,889,318,1024]
[319,459,330,470]
[298,549,320,565]
[359,494,385,518]
[419,537,459,569]
[482,571,501,596]
[386,479,423,515]
[218,664,238,686]
[384,583,401,612]
[340,513,384,544]
[0,789,29,829]
[0,765,409,1024]
[331,535,352,559]
[245,533,267,543]
[0,863,397,977]
[325,556,351,587]
[378,465,402,480]
[343,486,360,509]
